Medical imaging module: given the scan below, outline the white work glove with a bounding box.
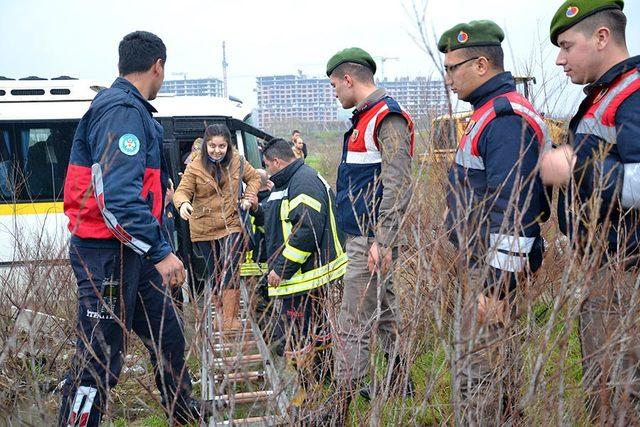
[239,198,252,211]
[179,202,193,221]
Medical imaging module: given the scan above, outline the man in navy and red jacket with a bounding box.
[438,20,549,424]
[548,1,640,422]
[59,31,205,426]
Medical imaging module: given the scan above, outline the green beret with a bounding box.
[550,0,624,46]
[437,20,505,53]
[326,47,377,77]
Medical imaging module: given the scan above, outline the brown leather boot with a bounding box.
[212,294,223,330]
[222,289,242,330]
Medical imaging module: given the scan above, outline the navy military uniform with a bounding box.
[59,78,195,426]
[559,56,640,259]
[445,70,549,423]
[446,71,548,290]
[560,55,640,419]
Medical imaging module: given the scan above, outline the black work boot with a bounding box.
[173,397,214,426]
[359,355,415,400]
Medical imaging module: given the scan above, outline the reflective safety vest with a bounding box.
[240,222,268,277]
[336,96,414,237]
[269,173,347,297]
[576,68,640,145]
[455,91,553,171]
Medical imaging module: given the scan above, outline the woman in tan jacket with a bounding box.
[174,124,261,330]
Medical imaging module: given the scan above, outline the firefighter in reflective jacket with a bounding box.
[251,138,346,385]
[547,1,640,421]
[438,20,549,424]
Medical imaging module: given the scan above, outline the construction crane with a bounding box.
[375,56,399,80]
[172,72,188,80]
[222,41,229,98]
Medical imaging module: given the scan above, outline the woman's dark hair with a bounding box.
[200,123,234,173]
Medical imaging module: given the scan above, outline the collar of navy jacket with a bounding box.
[583,55,640,96]
[466,71,517,110]
[270,158,305,189]
[110,77,158,114]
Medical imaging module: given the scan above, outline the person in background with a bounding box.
[173,123,260,330]
[292,136,305,160]
[291,129,308,158]
[182,137,203,166]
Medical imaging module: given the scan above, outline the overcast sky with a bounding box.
[2,0,639,115]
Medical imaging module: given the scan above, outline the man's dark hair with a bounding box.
[331,62,375,84]
[118,31,167,76]
[263,138,295,162]
[463,45,505,71]
[575,9,627,46]
[292,130,301,136]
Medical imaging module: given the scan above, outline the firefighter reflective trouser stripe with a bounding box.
[58,244,192,427]
[334,236,399,381]
[268,174,347,297]
[241,217,267,277]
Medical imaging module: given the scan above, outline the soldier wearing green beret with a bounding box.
[547,1,640,422]
[438,20,550,425]
[326,47,415,422]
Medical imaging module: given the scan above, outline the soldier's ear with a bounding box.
[595,26,612,50]
[344,74,354,88]
[476,56,491,76]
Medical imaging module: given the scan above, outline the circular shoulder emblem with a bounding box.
[566,6,579,18]
[457,31,469,44]
[118,134,140,156]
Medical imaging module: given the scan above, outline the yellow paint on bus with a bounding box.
[0,202,64,216]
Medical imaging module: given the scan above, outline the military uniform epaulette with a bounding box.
[493,97,515,116]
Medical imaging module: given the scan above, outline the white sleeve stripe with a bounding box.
[622,162,640,209]
[489,233,535,254]
[487,250,527,273]
[91,163,152,255]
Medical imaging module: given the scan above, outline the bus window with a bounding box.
[0,129,13,200]
[14,123,76,202]
[241,131,262,169]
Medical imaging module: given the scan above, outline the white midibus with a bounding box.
[0,76,270,293]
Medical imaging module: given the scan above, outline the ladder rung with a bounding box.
[212,341,257,352]
[212,353,264,367]
[214,390,273,404]
[217,415,286,426]
[214,370,265,382]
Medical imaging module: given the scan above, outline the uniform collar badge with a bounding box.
[592,88,608,104]
[464,120,476,135]
[351,129,360,141]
